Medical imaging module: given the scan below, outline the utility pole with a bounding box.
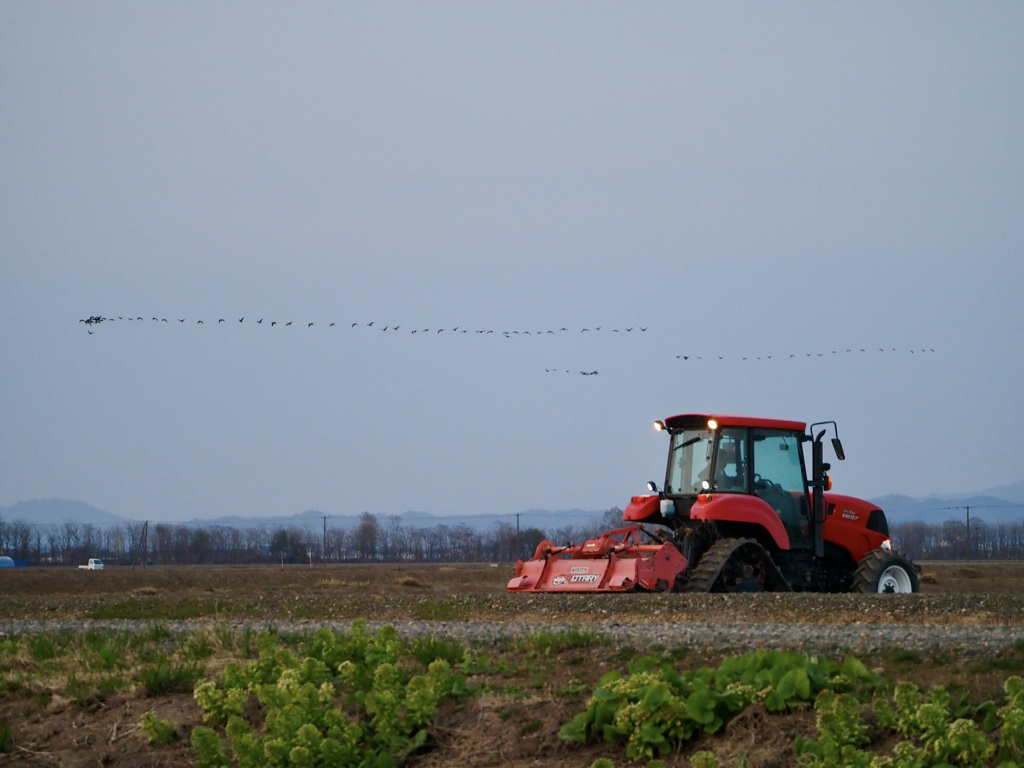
[516,513,521,560]
[132,521,149,569]
[323,515,328,564]
[966,505,971,562]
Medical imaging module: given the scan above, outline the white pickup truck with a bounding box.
[78,558,104,570]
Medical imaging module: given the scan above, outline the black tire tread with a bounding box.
[852,548,920,593]
[684,538,791,593]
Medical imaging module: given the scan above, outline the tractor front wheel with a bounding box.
[852,549,919,594]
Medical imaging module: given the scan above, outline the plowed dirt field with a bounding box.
[1,561,1022,767]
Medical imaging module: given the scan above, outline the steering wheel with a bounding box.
[753,473,780,492]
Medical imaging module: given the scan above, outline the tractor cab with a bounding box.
[645,414,828,552]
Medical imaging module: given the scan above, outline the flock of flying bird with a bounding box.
[78,315,648,338]
[78,314,934,375]
[78,315,653,376]
[676,348,936,361]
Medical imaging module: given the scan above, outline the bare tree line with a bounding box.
[0,509,627,566]
[890,518,1024,561]
[0,512,1019,565]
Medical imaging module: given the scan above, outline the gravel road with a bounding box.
[5,592,1024,659]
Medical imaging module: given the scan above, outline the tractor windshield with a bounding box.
[665,429,715,493]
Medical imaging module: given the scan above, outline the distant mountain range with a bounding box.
[0,499,129,527]
[869,475,1024,526]
[3,483,1024,531]
[870,494,1024,525]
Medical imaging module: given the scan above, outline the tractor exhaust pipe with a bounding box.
[811,434,827,558]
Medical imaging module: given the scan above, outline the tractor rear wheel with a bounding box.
[684,538,790,593]
[852,549,919,594]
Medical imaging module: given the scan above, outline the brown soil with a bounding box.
[1,560,1022,767]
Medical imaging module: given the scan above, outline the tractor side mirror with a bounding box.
[832,437,845,461]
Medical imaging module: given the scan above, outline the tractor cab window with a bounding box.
[665,428,715,493]
[711,428,749,492]
[752,429,809,545]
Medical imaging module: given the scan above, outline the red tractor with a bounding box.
[508,414,920,594]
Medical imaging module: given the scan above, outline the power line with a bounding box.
[883,502,1024,515]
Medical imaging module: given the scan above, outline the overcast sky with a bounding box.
[2,2,1022,525]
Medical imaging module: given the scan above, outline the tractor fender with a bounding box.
[622,494,662,524]
[690,494,791,550]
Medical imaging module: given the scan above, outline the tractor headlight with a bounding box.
[707,419,718,430]
[654,420,666,432]
[880,539,892,551]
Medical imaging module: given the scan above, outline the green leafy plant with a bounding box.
[998,676,1024,764]
[561,651,878,761]
[140,711,177,745]
[794,690,873,767]
[188,623,472,767]
[191,725,230,768]
[797,674,1024,767]
[688,751,718,768]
